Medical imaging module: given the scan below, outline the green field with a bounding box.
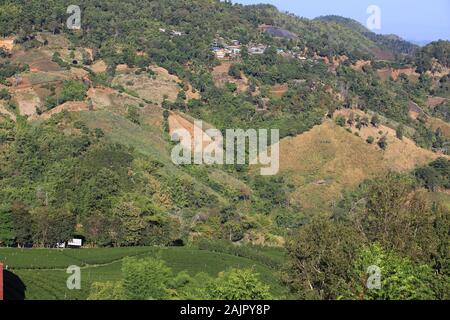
[0,246,288,300]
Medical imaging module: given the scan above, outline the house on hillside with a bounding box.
[226,45,241,56]
[213,48,226,59]
[249,45,267,55]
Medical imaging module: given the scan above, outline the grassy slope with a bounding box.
[265,120,440,216]
[0,247,288,300]
[428,116,450,139]
[78,109,247,208]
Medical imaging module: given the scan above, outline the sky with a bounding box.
[233,0,450,43]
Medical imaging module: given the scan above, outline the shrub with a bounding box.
[396,124,405,140]
[0,88,11,100]
[126,105,141,125]
[378,136,388,150]
[225,82,237,92]
[205,268,272,300]
[61,80,87,102]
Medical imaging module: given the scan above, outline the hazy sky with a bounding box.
[234,0,450,42]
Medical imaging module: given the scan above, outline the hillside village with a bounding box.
[211,24,308,60]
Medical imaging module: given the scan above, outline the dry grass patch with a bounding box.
[112,66,181,104]
[12,49,61,72]
[89,60,107,73]
[87,86,142,115]
[0,38,14,51]
[12,87,41,116]
[350,60,371,71]
[274,121,385,214]
[151,66,199,100]
[24,70,70,86]
[428,116,450,139]
[376,67,419,81]
[334,109,441,170]
[427,96,447,109]
[30,101,89,120]
[36,33,71,50]
[140,103,163,128]
[168,111,218,150]
[270,84,288,98]
[258,116,442,216]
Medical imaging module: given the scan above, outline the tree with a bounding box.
[415,166,441,191]
[113,200,147,246]
[223,220,244,242]
[225,82,237,93]
[228,64,242,79]
[353,244,436,300]
[366,136,375,144]
[263,46,278,66]
[361,116,369,127]
[0,205,15,246]
[371,114,380,127]
[240,46,249,60]
[396,124,404,140]
[347,112,355,126]
[378,136,388,150]
[84,212,111,246]
[126,105,141,125]
[205,268,272,300]
[32,208,76,247]
[335,115,346,127]
[356,173,442,262]
[122,257,172,300]
[61,80,87,102]
[285,218,364,299]
[11,203,32,247]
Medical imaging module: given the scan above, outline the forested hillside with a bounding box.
[0,0,449,300]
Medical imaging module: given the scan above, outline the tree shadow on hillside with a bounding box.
[4,270,26,300]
